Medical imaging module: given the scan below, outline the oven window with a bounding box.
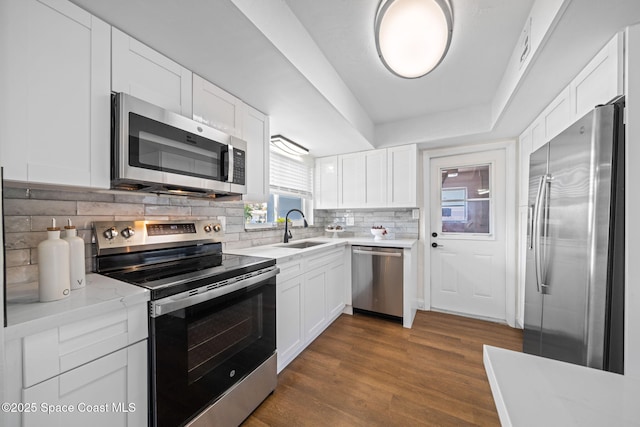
[187,295,263,384]
[151,279,275,427]
[128,113,226,180]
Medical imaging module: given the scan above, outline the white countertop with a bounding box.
[5,273,150,341]
[483,345,640,426]
[226,237,417,262]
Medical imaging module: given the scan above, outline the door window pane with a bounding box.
[440,165,491,234]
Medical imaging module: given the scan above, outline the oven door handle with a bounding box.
[150,266,279,317]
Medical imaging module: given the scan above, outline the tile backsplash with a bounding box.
[315,208,420,240]
[2,186,323,300]
[3,185,420,301]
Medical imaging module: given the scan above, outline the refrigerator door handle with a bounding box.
[533,175,549,293]
[528,204,534,250]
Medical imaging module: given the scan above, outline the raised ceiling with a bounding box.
[70,0,640,156]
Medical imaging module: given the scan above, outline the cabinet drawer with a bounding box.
[277,257,305,283]
[305,247,345,271]
[22,340,147,427]
[22,303,147,388]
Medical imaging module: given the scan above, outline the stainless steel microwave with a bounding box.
[111,93,246,197]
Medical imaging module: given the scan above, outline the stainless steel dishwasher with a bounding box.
[352,246,403,320]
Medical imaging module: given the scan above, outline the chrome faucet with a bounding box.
[283,209,308,243]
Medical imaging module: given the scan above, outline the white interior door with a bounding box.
[430,150,507,321]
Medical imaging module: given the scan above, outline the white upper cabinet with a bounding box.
[571,33,624,120]
[315,156,339,209]
[242,105,270,202]
[518,32,624,204]
[192,74,244,138]
[317,144,418,209]
[112,27,192,117]
[387,144,418,207]
[364,149,388,207]
[338,152,366,208]
[0,0,111,188]
[518,127,533,207]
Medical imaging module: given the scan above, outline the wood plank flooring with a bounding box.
[243,311,523,427]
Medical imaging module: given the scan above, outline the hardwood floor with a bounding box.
[243,311,523,427]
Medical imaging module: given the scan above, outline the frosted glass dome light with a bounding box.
[375,0,453,78]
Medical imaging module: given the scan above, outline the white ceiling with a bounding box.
[284,0,532,123]
[70,0,640,157]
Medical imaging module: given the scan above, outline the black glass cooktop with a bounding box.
[97,243,275,300]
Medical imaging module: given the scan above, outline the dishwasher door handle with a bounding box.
[353,249,402,257]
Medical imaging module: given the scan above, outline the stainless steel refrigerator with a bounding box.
[523,97,625,374]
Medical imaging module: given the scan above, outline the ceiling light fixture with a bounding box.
[270,135,309,156]
[375,0,453,79]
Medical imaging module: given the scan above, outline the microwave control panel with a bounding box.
[232,149,246,185]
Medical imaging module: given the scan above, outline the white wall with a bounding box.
[624,24,640,379]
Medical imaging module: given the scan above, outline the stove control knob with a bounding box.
[203,224,213,233]
[213,224,222,232]
[121,227,135,239]
[103,227,119,240]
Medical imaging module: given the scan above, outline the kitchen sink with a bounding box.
[276,241,326,249]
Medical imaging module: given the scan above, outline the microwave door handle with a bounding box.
[220,147,229,181]
[227,144,234,183]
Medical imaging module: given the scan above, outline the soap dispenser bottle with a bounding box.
[38,218,71,302]
[63,219,86,290]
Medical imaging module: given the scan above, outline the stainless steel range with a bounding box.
[94,220,278,427]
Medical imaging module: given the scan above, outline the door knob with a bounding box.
[431,242,444,248]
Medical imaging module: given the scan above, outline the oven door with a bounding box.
[149,271,276,427]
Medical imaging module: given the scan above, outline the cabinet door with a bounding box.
[571,33,623,120]
[325,260,346,320]
[0,0,110,188]
[518,127,533,207]
[22,340,147,427]
[387,144,418,207]
[112,27,192,116]
[543,87,571,142]
[530,117,546,153]
[276,274,304,372]
[192,74,244,138]
[242,105,270,202]
[517,205,529,327]
[338,153,366,208]
[304,268,327,342]
[364,149,388,207]
[314,156,338,209]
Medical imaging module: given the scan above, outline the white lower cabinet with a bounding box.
[22,340,147,427]
[276,273,305,372]
[276,246,346,372]
[325,260,346,320]
[303,267,328,341]
[3,303,148,427]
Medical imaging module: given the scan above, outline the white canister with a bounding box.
[38,219,71,302]
[63,219,86,290]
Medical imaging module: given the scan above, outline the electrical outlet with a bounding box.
[412,209,420,219]
[346,216,355,226]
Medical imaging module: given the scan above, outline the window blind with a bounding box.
[269,151,313,197]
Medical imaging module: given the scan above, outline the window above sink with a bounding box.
[245,141,314,229]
